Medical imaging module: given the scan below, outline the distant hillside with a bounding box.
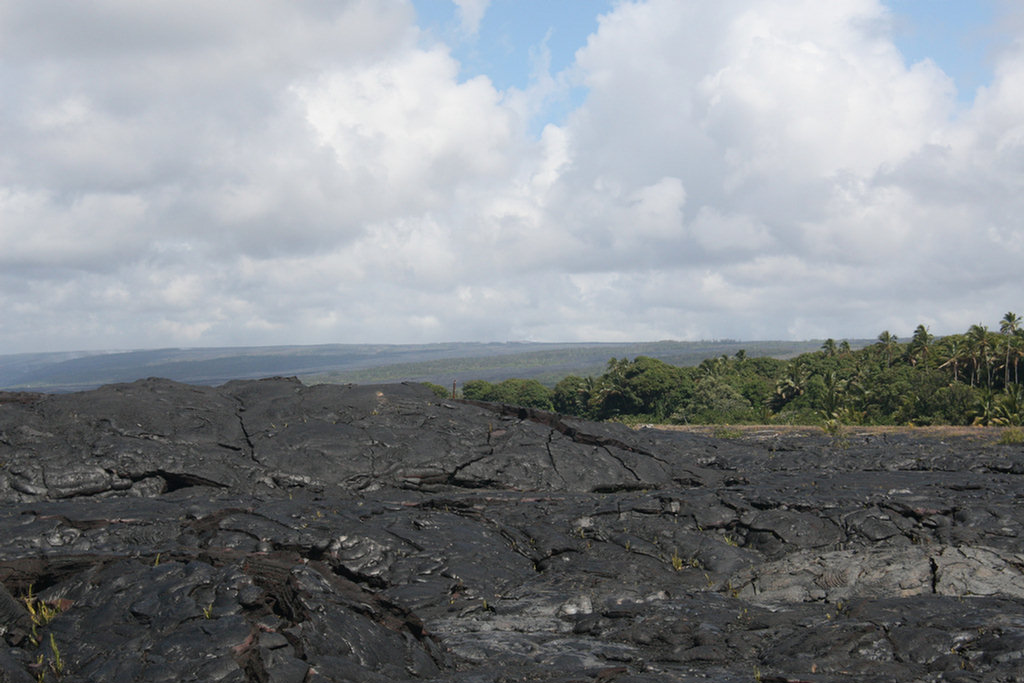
[302,340,837,387]
[0,340,857,392]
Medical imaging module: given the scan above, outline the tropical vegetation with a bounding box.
[459,313,1024,427]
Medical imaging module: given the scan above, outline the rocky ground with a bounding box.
[1,377,1023,682]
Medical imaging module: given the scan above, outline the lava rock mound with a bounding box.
[2,377,1024,682]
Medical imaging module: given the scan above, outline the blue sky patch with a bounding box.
[884,0,1005,102]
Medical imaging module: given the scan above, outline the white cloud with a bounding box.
[625,177,687,240]
[294,45,516,213]
[453,0,491,38]
[0,188,150,271]
[690,206,772,253]
[0,0,1022,354]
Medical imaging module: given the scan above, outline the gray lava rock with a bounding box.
[1,378,1024,681]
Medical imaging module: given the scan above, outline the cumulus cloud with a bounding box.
[0,0,1022,353]
[453,0,491,38]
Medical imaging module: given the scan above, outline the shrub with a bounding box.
[423,382,450,399]
[998,427,1024,445]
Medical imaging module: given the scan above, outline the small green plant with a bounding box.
[202,603,214,619]
[998,427,1024,445]
[22,587,70,680]
[49,633,64,676]
[23,586,59,628]
[32,634,65,682]
[712,425,743,439]
[670,550,684,571]
[822,417,849,449]
[22,585,66,647]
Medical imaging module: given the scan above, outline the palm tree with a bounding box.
[967,324,997,389]
[993,385,1024,426]
[821,338,837,357]
[876,331,898,368]
[821,370,847,417]
[1000,312,1021,387]
[1014,330,1024,385]
[972,389,999,426]
[699,355,730,377]
[909,324,933,368]
[773,359,809,409]
[939,336,967,383]
[590,358,638,418]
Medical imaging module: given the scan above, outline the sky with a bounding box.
[1,0,1023,354]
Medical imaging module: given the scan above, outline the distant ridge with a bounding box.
[0,340,857,392]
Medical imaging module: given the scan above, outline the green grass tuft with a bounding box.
[998,427,1024,445]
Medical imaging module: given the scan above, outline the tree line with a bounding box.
[458,313,1024,427]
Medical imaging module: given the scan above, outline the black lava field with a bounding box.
[2,378,1024,682]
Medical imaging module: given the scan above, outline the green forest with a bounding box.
[456,313,1024,427]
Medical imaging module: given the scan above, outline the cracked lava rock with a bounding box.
[2,377,1024,682]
